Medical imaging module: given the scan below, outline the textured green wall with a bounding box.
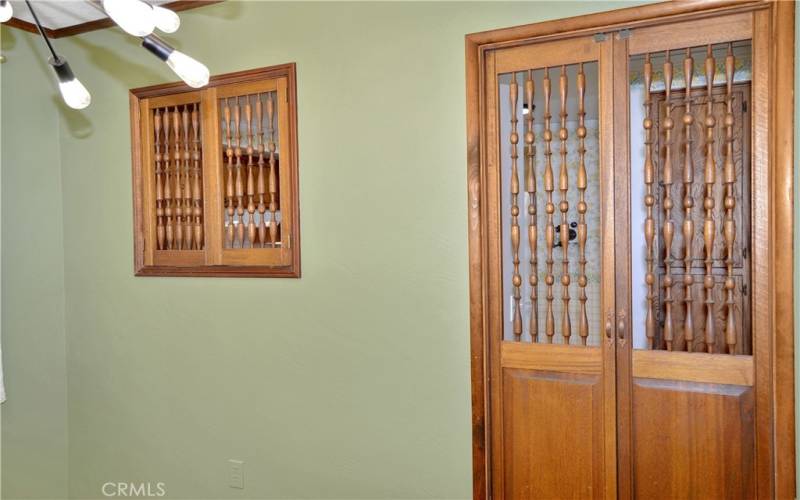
[0,28,69,500]
[3,1,799,499]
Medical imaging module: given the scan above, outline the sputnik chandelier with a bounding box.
[0,0,210,109]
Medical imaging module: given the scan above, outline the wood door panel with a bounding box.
[503,368,603,499]
[632,378,755,499]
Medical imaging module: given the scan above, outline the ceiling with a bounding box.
[10,0,171,30]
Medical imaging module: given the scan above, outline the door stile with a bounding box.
[482,49,506,500]
[598,35,619,500]
[610,32,633,500]
[751,8,774,499]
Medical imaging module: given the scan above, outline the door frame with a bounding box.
[465,1,795,498]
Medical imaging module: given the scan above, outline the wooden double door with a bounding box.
[466,2,795,499]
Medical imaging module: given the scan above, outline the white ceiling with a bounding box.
[10,0,172,30]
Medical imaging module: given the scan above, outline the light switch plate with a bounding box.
[228,459,244,489]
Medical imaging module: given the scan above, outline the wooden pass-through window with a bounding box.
[130,64,300,277]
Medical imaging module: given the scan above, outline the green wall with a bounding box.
[2,1,798,499]
[0,28,69,500]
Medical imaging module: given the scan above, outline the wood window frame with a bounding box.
[465,1,795,498]
[130,63,301,278]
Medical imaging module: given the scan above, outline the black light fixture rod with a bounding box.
[24,0,58,61]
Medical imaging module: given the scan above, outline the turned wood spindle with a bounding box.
[543,67,555,344]
[234,97,245,248]
[256,94,267,247]
[509,72,522,341]
[662,51,675,351]
[172,107,182,250]
[558,65,571,345]
[682,48,695,351]
[245,95,257,248]
[723,43,737,354]
[577,63,589,346]
[163,107,174,250]
[703,44,717,353]
[224,98,235,248]
[267,92,278,246]
[643,53,656,350]
[525,70,538,343]
[182,106,192,250]
[191,103,203,250]
[154,109,165,250]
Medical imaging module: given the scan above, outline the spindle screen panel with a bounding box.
[500,63,602,347]
[219,92,282,250]
[629,42,752,355]
[130,63,300,277]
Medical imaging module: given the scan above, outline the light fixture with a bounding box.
[141,34,209,88]
[25,0,91,109]
[102,0,155,37]
[50,57,92,109]
[0,0,13,23]
[152,5,180,33]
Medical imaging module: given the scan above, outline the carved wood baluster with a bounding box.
[234,97,245,248]
[558,65,571,345]
[723,43,737,354]
[525,70,538,343]
[267,92,278,246]
[182,106,192,250]
[256,95,267,248]
[163,107,173,250]
[682,48,695,352]
[703,44,717,353]
[172,107,182,250]
[576,63,588,346]
[643,54,656,350]
[662,51,675,351]
[543,67,555,344]
[224,99,235,248]
[191,104,202,250]
[509,72,522,341]
[245,95,256,248]
[154,109,165,250]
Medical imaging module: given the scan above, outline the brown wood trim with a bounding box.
[771,1,796,498]
[135,265,300,278]
[465,0,765,48]
[632,350,754,386]
[130,63,296,99]
[3,16,55,37]
[465,30,488,500]
[500,342,602,374]
[5,1,222,39]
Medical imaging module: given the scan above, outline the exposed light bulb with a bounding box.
[58,78,91,109]
[142,34,209,88]
[102,0,155,37]
[152,5,180,33]
[166,50,209,88]
[49,57,91,110]
[0,0,13,23]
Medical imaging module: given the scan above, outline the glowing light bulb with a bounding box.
[152,5,180,33]
[102,0,155,37]
[58,78,91,109]
[50,57,91,110]
[166,50,209,88]
[0,1,13,23]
